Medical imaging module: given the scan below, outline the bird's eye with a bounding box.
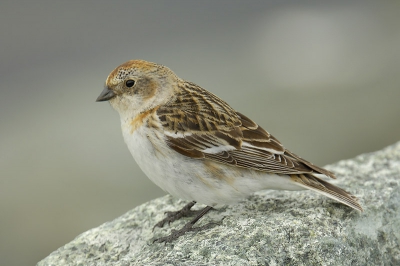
[125,79,135,87]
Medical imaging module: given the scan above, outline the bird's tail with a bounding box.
[290,174,363,212]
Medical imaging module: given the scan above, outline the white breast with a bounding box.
[121,119,213,203]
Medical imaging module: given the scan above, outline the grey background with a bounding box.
[1,1,399,265]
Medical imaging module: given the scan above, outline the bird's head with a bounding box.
[97,60,178,118]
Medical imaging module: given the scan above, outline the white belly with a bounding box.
[121,120,302,206]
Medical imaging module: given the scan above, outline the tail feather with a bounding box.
[290,174,363,212]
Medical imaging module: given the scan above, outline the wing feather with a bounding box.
[157,83,334,178]
[153,82,364,211]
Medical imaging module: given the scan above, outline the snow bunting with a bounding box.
[96,60,362,243]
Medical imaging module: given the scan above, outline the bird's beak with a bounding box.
[96,86,116,102]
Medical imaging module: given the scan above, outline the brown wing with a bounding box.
[157,82,335,178]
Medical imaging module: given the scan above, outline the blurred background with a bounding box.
[1,1,399,265]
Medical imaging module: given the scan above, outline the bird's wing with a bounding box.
[156,82,335,178]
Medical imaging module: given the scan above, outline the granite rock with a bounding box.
[38,142,400,266]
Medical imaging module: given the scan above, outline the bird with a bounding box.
[96,59,363,243]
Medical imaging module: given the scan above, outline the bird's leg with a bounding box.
[153,205,216,243]
[153,201,200,230]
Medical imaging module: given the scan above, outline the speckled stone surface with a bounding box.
[38,142,400,266]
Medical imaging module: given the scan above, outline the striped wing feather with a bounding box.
[156,82,362,211]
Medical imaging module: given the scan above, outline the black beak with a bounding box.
[96,86,116,102]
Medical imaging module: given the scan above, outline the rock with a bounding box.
[37,142,400,266]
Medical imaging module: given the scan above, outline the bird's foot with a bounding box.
[153,205,217,243]
[153,201,200,230]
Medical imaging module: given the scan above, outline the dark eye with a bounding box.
[125,79,135,87]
